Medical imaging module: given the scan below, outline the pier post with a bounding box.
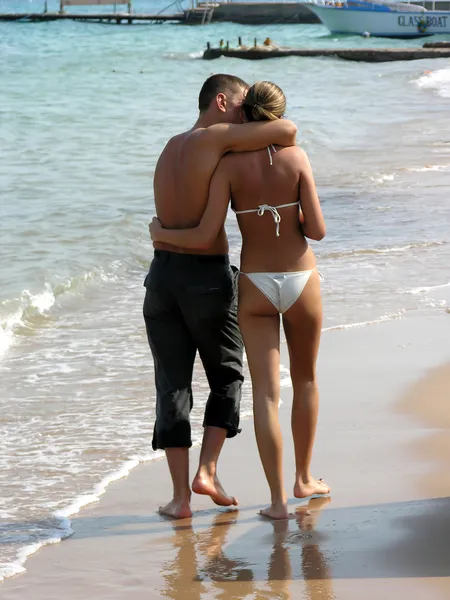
[226,40,229,50]
[254,37,257,47]
[238,36,242,46]
[207,41,211,49]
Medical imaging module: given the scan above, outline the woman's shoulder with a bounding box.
[275,145,311,167]
[276,144,309,157]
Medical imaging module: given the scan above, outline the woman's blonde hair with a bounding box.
[243,81,286,122]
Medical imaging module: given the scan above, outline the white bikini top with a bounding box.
[232,145,300,237]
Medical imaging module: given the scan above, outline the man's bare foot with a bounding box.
[192,472,238,507]
[158,498,192,519]
[259,502,290,520]
[294,477,330,499]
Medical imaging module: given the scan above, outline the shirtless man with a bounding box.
[143,74,297,519]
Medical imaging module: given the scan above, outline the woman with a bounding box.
[150,81,329,519]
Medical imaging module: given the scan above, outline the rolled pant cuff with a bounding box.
[202,420,242,439]
[152,438,193,451]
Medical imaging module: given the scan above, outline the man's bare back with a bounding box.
[153,128,230,255]
[152,111,297,256]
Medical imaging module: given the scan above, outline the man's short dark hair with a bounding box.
[198,74,248,113]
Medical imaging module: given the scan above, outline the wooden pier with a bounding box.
[203,43,450,62]
[0,1,319,25]
[0,12,184,23]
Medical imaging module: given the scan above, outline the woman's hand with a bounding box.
[298,209,305,235]
[149,217,162,242]
[299,209,305,225]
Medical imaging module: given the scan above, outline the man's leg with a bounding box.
[182,262,244,506]
[193,425,235,506]
[143,257,197,518]
[162,448,191,519]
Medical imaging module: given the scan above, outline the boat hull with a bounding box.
[306,4,450,37]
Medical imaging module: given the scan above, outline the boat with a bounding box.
[304,0,450,38]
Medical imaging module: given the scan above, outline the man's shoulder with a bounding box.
[164,128,209,150]
[165,131,188,148]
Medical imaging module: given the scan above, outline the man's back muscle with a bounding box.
[153,129,228,255]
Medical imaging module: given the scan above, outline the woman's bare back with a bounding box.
[223,146,318,272]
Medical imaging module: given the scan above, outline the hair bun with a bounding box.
[244,81,286,122]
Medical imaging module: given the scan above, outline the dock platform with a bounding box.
[0,2,319,25]
[0,12,184,23]
[203,44,450,62]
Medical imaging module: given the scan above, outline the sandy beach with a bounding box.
[2,1,450,594]
[1,309,449,600]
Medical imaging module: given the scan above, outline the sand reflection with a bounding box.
[161,510,252,599]
[160,497,333,599]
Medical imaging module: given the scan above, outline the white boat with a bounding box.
[305,0,450,38]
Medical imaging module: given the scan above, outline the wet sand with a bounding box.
[2,311,450,599]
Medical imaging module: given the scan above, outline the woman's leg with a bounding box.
[238,275,288,519]
[282,270,330,498]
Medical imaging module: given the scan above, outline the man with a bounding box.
[144,73,297,519]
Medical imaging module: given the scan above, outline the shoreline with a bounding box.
[0,305,421,581]
[2,310,450,598]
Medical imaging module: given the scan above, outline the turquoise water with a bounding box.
[1,0,450,581]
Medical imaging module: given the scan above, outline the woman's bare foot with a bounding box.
[259,502,290,520]
[294,476,330,499]
[158,498,192,519]
[192,471,238,507]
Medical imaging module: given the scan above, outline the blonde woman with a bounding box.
[150,81,330,519]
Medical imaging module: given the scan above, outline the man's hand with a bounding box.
[205,119,297,155]
[149,217,162,242]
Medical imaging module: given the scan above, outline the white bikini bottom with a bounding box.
[242,269,318,314]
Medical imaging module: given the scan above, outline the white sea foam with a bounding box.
[416,66,450,98]
[0,284,56,357]
[0,453,164,583]
[164,51,203,60]
[424,299,447,308]
[322,241,444,260]
[0,266,122,359]
[406,164,450,173]
[0,534,68,582]
[0,307,23,356]
[370,173,395,184]
[280,365,292,388]
[22,284,56,314]
[55,460,135,519]
[402,282,450,295]
[322,310,405,332]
